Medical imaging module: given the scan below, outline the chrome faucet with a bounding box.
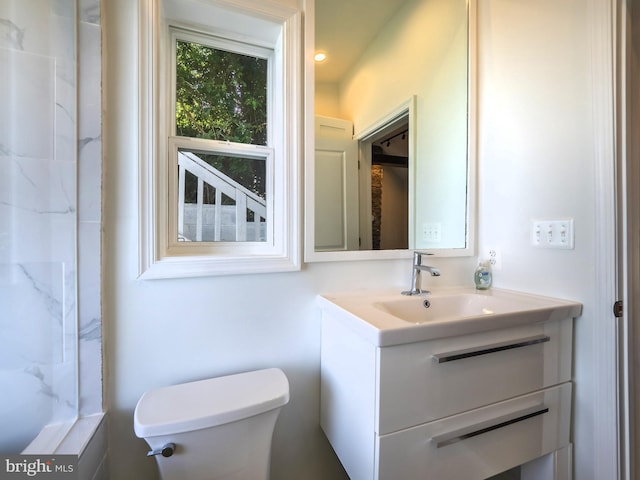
[402,251,440,296]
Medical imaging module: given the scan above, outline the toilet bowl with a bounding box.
[134,368,289,480]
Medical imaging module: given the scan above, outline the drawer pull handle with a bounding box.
[431,405,549,448]
[432,334,550,363]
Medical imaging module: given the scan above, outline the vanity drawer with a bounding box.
[376,382,572,480]
[377,318,572,434]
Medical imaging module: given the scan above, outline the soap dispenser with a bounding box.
[474,261,492,290]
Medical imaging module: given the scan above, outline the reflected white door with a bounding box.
[314,116,359,251]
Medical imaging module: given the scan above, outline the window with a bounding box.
[138,0,302,278]
[169,31,272,244]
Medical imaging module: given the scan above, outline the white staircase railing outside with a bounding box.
[178,151,266,242]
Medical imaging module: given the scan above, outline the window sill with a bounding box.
[139,252,300,279]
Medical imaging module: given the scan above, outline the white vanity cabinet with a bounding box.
[319,291,578,480]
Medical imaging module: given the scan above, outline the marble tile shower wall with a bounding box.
[0,0,102,452]
[77,0,102,420]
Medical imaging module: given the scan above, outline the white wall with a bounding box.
[315,82,340,117]
[477,1,605,479]
[103,1,614,479]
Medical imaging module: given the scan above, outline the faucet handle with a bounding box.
[413,251,433,264]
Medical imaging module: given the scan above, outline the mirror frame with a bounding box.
[303,0,477,262]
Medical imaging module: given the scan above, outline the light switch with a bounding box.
[422,223,442,243]
[532,219,574,249]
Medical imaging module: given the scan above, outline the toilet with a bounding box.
[134,368,289,480]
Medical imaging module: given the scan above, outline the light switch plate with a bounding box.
[422,223,442,243]
[532,219,574,249]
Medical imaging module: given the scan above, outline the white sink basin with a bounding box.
[318,288,582,346]
[375,292,554,324]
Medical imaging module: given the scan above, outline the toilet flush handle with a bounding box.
[147,443,176,458]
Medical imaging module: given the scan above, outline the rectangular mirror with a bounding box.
[304,0,477,262]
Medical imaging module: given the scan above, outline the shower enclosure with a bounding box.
[0,1,79,452]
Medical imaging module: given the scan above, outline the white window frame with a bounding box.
[167,28,275,252]
[138,0,302,279]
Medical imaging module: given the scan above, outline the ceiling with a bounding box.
[314,0,409,84]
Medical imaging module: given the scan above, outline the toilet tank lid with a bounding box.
[133,368,290,438]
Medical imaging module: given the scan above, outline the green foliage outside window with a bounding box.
[176,40,268,202]
[176,40,268,145]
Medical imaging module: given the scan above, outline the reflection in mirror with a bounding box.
[315,106,411,252]
[308,0,475,260]
[355,108,411,251]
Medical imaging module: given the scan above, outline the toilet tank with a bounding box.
[134,368,289,480]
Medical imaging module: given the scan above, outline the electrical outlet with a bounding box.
[532,219,574,249]
[488,249,502,271]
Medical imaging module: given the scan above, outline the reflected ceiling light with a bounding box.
[314,52,327,62]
